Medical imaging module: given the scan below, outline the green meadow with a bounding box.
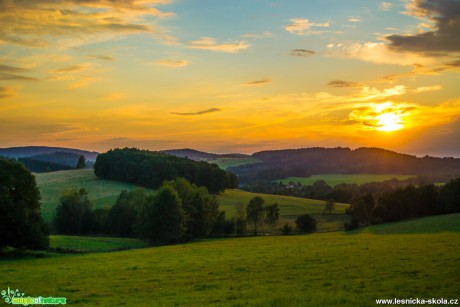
[207,157,261,170]
[35,169,155,223]
[277,174,415,187]
[1,213,459,306]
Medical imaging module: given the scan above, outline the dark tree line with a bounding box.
[94,148,237,194]
[346,179,460,230]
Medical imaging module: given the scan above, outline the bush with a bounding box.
[280,223,292,235]
[295,214,317,233]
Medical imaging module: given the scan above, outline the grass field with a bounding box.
[1,213,458,306]
[207,157,261,170]
[217,189,349,232]
[35,169,155,223]
[50,236,148,253]
[277,174,415,187]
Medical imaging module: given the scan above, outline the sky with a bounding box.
[1,0,459,156]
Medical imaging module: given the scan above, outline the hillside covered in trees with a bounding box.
[230,147,460,183]
[94,148,238,193]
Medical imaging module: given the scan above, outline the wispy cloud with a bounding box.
[187,37,250,53]
[380,2,394,10]
[0,86,15,99]
[172,108,222,116]
[89,55,115,61]
[327,80,363,88]
[51,64,92,73]
[0,0,174,48]
[285,18,330,36]
[290,49,316,57]
[0,64,38,81]
[348,17,362,22]
[244,79,271,86]
[240,32,273,39]
[155,60,189,67]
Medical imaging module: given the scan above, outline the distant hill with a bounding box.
[230,147,460,183]
[26,152,84,168]
[0,146,99,161]
[161,148,249,161]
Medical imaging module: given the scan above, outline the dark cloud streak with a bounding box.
[172,108,222,116]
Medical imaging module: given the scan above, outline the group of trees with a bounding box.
[94,148,237,194]
[345,179,460,230]
[54,179,226,243]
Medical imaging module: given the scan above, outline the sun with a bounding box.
[376,112,403,132]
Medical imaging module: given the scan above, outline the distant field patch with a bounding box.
[35,169,155,223]
[208,157,261,170]
[277,174,415,187]
[217,189,349,232]
[50,235,147,252]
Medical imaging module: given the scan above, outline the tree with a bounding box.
[295,214,317,233]
[264,203,280,233]
[246,196,265,235]
[0,158,49,249]
[233,203,247,235]
[54,188,93,235]
[106,188,147,237]
[323,199,335,214]
[76,155,86,169]
[139,186,186,243]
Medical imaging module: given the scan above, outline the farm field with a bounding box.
[35,169,155,223]
[1,213,459,306]
[207,157,261,170]
[277,174,415,187]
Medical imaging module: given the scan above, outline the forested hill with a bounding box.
[0,146,99,161]
[230,147,460,183]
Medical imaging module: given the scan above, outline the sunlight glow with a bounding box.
[376,112,403,132]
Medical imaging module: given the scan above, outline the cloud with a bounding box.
[329,42,434,66]
[240,32,273,39]
[348,17,362,22]
[290,49,316,57]
[187,37,250,53]
[380,2,394,10]
[327,80,364,88]
[103,92,126,101]
[386,0,460,54]
[89,55,115,61]
[0,64,38,81]
[285,18,330,36]
[0,86,14,99]
[155,60,189,67]
[0,0,174,48]
[172,108,222,116]
[415,85,442,93]
[244,79,271,86]
[51,64,92,73]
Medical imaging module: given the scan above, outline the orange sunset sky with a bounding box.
[1,0,459,156]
